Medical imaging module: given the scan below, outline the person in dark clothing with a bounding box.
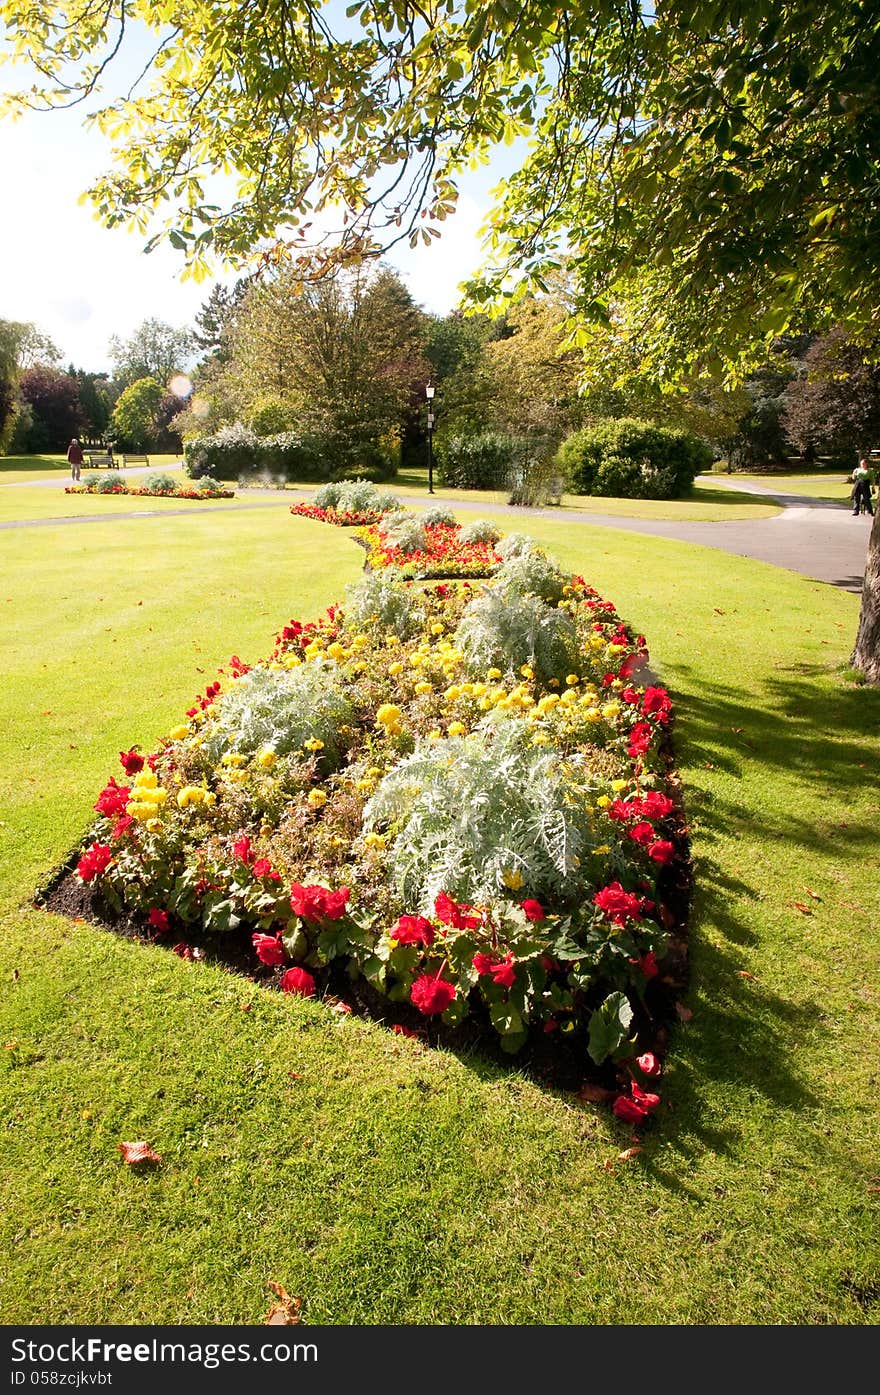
[67,437,84,483]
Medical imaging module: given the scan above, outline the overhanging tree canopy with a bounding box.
[3,1,878,377]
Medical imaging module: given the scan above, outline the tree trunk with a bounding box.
[852,508,880,682]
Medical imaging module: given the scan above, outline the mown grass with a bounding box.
[1,506,879,1325]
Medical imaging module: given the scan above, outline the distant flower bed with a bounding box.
[290,503,384,526]
[59,531,689,1117]
[355,517,501,579]
[66,484,234,499]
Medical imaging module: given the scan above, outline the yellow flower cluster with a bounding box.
[177,785,217,811]
[375,703,403,737]
[126,768,169,823]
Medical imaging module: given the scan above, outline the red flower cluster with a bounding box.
[233,835,254,865]
[628,722,654,759]
[148,908,171,935]
[187,680,221,717]
[253,858,281,881]
[642,686,672,724]
[472,951,517,988]
[290,882,350,921]
[612,1080,660,1125]
[593,881,653,926]
[119,748,144,776]
[434,891,482,929]
[94,777,130,817]
[410,973,456,1015]
[280,966,316,997]
[521,898,545,922]
[607,790,674,824]
[76,842,113,883]
[290,503,386,526]
[253,933,285,967]
[390,914,435,947]
[65,485,233,499]
[368,521,501,578]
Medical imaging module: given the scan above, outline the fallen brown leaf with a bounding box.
[118,1141,161,1166]
[601,1159,615,1174]
[265,1282,302,1326]
[617,1146,643,1161]
[737,970,759,982]
[576,1082,615,1104]
[792,902,813,915]
[675,1002,693,1022]
[11,969,19,982]
[804,888,822,902]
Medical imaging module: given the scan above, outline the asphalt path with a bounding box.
[2,466,872,594]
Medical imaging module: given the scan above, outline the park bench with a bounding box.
[85,453,115,469]
[121,454,150,469]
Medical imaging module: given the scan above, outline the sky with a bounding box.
[0,74,503,376]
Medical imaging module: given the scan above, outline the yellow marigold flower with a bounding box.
[168,724,189,742]
[376,703,402,727]
[566,674,580,686]
[531,733,549,745]
[303,641,324,658]
[520,664,535,680]
[470,682,487,698]
[221,752,245,767]
[285,655,303,668]
[177,785,206,809]
[487,667,503,680]
[256,747,277,768]
[430,622,445,635]
[537,694,560,714]
[127,801,156,822]
[355,777,376,793]
[388,661,404,676]
[586,710,603,724]
[307,789,328,808]
[133,769,157,789]
[447,721,466,737]
[146,818,163,833]
[611,779,628,793]
[443,685,461,702]
[596,795,611,807]
[327,642,347,661]
[414,680,433,695]
[204,792,216,807]
[595,844,611,856]
[427,729,442,741]
[351,634,369,650]
[227,769,248,784]
[363,832,387,850]
[478,697,493,711]
[601,702,621,720]
[410,653,426,669]
[303,738,325,752]
[502,868,524,890]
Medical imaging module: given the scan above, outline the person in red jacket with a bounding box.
[67,437,84,483]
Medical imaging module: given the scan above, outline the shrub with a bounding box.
[381,512,428,555]
[82,473,102,489]
[142,472,178,494]
[95,471,124,493]
[439,432,530,490]
[197,476,225,495]
[201,661,354,766]
[495,533,536,560]
[556,418,713,499]
[343,571,425,639]
[184,424,325,481]
[493,549,566,605]
[311,479,400,517]
[459,518,502,545]
[362,717,606,911]
[454,588,579,684]
[421,504,457,528]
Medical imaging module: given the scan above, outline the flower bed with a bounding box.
[290,503,385,526]
[355,519,501,579]
[54,536,688,1116]
[66,484,234,499]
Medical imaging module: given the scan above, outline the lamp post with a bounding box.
[425,381,436,494]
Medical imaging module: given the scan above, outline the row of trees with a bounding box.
[0,318,196,454]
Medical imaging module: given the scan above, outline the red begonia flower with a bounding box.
[280,966,317,997]
[119,749,144,776]
[410,974,456,1015]
[390,914,435,947]
[520,898,545,922]
[253,933,286,967]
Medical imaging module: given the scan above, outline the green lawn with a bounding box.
[0,453,183,485]
[1,507,878,1324]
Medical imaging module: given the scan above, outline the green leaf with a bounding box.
[587,991,635,1065]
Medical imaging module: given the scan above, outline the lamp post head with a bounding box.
[426,382,435,402]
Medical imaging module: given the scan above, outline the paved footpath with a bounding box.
[2,467,872,595]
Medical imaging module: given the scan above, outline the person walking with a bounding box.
[851,458,874,516]
[67,437,84,483]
